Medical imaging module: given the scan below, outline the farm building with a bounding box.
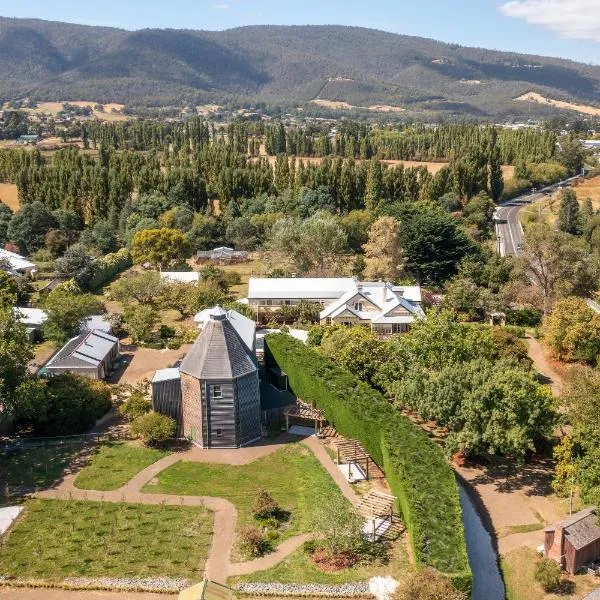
[195,247,249,265]
[44,329,120,380]
[247,277,424,333]
[545,508,600,574]
[160,271,202,284]
[152,306,260,448]
[0,249,37,278]
[13,307,48,341]
[193,307,256,351]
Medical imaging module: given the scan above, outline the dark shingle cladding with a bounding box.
[564,509,600,551]
[179,307,257,380]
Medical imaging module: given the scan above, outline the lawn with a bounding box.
[74,442,170,491]
[0,446,80,502]
[143,443,350,548]
[230,538,410,585]
[0,499,212,580]
[501,546,598,600]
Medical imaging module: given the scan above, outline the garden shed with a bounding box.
[545,507,600,574]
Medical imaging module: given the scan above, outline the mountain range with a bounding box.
[1,16,600,118]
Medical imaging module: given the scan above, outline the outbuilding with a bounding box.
[545,508,600,574]
[44,329,120,380]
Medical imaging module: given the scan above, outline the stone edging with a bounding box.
[235,582,372,597]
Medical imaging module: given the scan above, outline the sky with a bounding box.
[1,0,600,64]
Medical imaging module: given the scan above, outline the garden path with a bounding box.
[33,434,359,584]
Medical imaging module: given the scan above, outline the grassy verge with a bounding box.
[74,442,170,491]
[230,538,410,585]
[143,443,349,548]
[0,446,80,502]
[0,499,212,580]
[501,546,598,600]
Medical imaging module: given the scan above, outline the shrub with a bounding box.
[131,412,176,446]
[119,392,152,422]
[392,569,467,600]
[503,325,528,339]
[239,526,271,557]
[264,333,471,589]
[252,489,281,520]
[84,248,132,291]
[35,375,112,435]
[505,308,542,327]
[534,558,561,592]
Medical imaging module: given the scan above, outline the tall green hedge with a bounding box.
[85,248,132,290]
[265,333,471,589]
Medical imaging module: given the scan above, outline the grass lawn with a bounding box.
[74,442,170,491]
[0,446,80,502]
[501,546,598,600]
[0,499,212,580]
[230,538,410,585]
[143,443,349,549]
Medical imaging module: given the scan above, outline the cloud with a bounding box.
[500,0,600,42]
[211,3,231,9]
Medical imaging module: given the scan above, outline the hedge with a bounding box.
[264,333,471,590]
[85,248,132,291]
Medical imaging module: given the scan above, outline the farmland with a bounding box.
[515,92,600,117]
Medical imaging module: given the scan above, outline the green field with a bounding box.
[0,499,212,579]
[74,442,170,491]
[143,443,349,543]
[0,446,80,502]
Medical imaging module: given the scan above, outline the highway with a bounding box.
[493,175,582,257]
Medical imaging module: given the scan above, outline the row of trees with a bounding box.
[311,313,555,459]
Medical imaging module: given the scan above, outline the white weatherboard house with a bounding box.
[0,249,36,278]
[247,277,424,334]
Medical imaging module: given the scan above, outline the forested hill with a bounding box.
[2,16,600,117]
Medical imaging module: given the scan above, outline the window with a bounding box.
[212,385,223,399]
[392,323,408,334]
[216,428,223,437]
[354,302,363,311]
[326,317,332,325]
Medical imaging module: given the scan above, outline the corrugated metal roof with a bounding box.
[161,272,201,284]
[0,249,36,273]
[152,368,181,383]
[193,307,255,352]
[13,307,48,327]
[248,277,354,300]
[180,313,257,380]
[46,330,118,370]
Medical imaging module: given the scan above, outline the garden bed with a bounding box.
[0,499,212,580]
[143,443,351,557]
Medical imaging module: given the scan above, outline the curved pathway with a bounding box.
[34,435,358,584]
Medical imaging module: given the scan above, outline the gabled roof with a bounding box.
[193,307,256,351]
[46,329,119,370]
[564,509,600,551]
[320,281,424,324]
[180,308,257,380]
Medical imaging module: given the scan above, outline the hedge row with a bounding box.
[264,333,471,589]
[85,248,132,290]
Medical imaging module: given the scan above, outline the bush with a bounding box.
[506,308,542,327]
[131,412,176,446]
[534,558,561,592]
[239,526,271,558]
[264,333,471,589]
[503,325,527,339]
[252,489,281,520]
[34,375,112,435]
[392,569,467,600]
[119,392,152,422]
[84,248,132,291]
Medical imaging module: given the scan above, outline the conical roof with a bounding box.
[180,310,257,380]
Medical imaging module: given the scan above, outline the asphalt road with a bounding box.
[493,175,582,257]
[494,192,543,256]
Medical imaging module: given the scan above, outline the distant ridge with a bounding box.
[1,17,600,117]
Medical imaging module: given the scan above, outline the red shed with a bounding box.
[545,508,600,574]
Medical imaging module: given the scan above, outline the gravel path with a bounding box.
[32,434,350,584]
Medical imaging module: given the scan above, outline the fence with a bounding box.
[1,431,131,453]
